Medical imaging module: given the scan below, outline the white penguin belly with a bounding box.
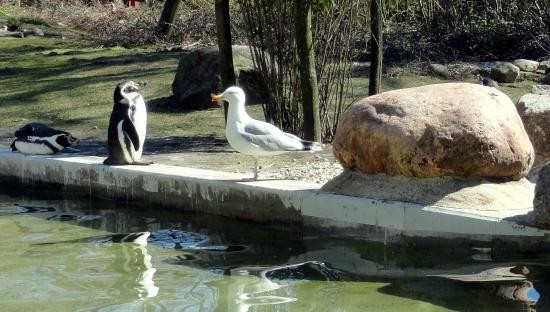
[132,96,147,159]
[14,141,56,155]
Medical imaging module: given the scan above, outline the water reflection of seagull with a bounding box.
[228,262,338,312]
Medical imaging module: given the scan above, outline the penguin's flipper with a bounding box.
[122,117,140,152]
[10,140,17,151]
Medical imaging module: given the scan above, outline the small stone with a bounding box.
[539,60,550,72]
[513,59,539,72]
[532,85,550,95]
[427,63,451,79]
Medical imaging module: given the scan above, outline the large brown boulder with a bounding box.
[333,83,534,180]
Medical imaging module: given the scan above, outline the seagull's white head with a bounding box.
[211,86,245,107]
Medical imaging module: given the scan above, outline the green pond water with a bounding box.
[0,189,548,312]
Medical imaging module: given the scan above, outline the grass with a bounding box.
[0,36,537,143]
[0,37,234,141]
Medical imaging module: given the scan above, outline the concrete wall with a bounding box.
[1,149,549,250]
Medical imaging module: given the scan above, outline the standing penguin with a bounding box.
[104,81,151,165]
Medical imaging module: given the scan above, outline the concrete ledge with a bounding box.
[0,149,548,249]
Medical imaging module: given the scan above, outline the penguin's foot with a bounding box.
[103,158,131,166]
[132,160,154,166]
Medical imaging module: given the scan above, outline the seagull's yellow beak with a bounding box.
[211,93,223,103]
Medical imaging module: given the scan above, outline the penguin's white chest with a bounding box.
[130,95,147,158]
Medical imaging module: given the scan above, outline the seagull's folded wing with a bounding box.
[242,120,304,151]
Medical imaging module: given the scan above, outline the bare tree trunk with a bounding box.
[295,0,321,142]
[215,0,236,123]
[158,0,182,37]
[369,0,383,95]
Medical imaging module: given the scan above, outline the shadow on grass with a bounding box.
[147,96,178,112]
[0,51,181,107]
[0,71,177,116]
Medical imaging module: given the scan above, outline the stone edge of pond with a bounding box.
[0,149,549,250]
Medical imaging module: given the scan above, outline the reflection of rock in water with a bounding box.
[435,265,540,311]
[493,281,539,304]
[223,261,344,312]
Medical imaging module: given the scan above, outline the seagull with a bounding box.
[212,86,322,180]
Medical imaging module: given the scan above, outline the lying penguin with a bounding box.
[104,81,152,165]
[10,123,79,155]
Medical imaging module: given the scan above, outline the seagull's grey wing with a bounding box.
[242,120,303,151]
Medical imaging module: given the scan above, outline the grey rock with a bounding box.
[351,62,370,77]
[542,73,550,85]
[516,93,550,160]
[23,27,44,37]
[491,62,520,83]
[539,60,550,72]
[513,59,539,72]
[172,45,268,110]
[532,85,550,95]
[534,163,550,226]
[427,63,451,79]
